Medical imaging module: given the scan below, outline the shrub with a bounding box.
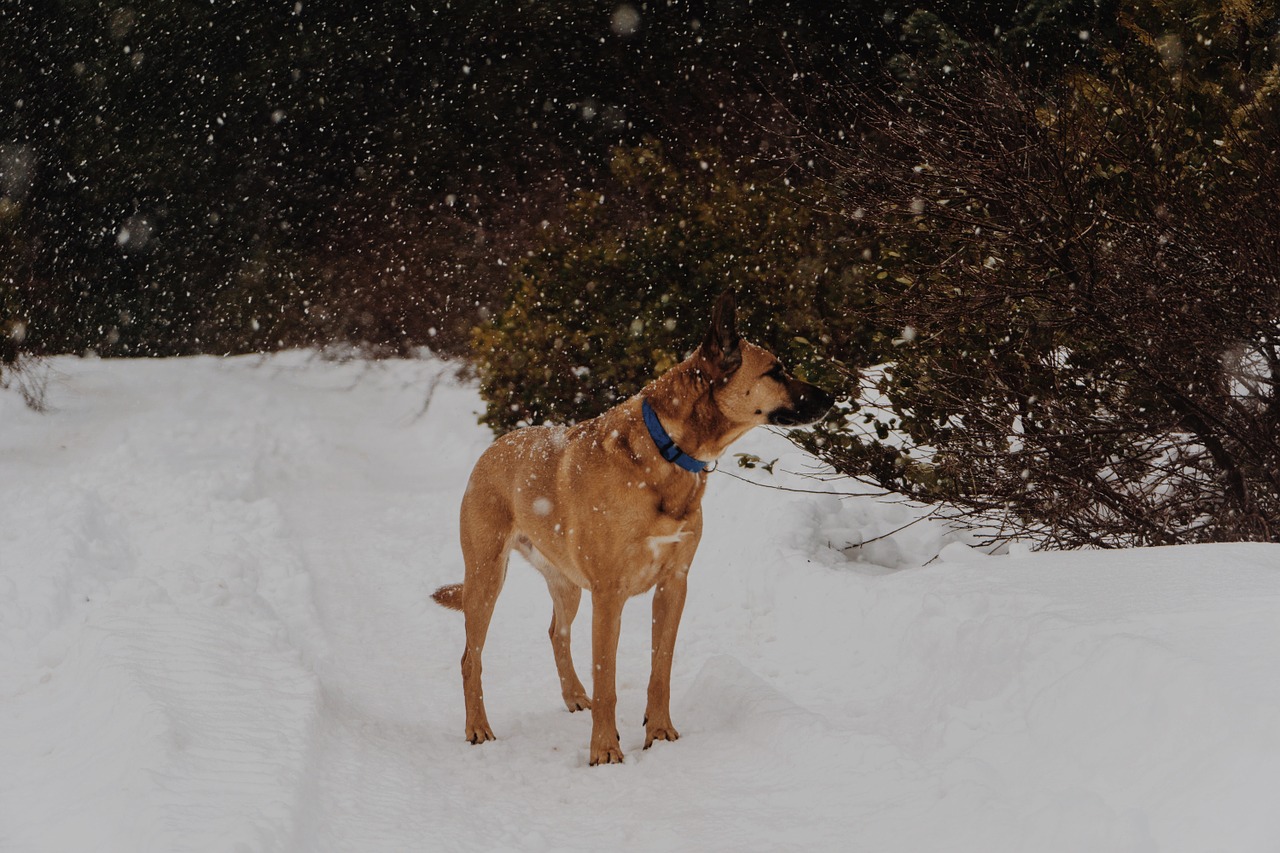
[804,45,1280,546]
[473,142,875,435]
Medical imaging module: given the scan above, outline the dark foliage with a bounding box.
[1,0,902,359]
[474,142,872,434]
[7,0,1278,546]
[803,42,1280,545]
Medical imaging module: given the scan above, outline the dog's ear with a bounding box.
[700,289,742,376]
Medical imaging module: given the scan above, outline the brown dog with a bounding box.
[432,291,833,765]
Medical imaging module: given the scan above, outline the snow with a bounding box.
[3,353,1279,852]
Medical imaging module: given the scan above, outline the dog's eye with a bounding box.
[764,363,786,382]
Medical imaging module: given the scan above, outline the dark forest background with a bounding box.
[3,0,1109,358]
[4,1,1280,547]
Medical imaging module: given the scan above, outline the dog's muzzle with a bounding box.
[768,384,836,427]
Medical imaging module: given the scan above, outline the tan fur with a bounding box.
[431,584,463,610]
[433,292,831,765]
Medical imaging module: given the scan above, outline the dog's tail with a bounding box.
[431,583,464,611]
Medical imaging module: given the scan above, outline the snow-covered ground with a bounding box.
[3,354,1279,852]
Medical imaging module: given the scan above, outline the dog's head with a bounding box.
[698,290,835,429]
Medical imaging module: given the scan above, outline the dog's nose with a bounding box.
[794,383,834,417]
[806,386,835,413]
[769,382,836,426]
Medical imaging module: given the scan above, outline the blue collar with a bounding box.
[641,398,709,473]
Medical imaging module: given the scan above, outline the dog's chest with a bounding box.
[622,483,703,593]
[653,471,705,521]
[623,515,694,594]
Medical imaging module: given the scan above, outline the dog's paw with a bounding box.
[466,722,496,744]
[643,723,680,749]
[589,731,625,766]
[589,744,625,765]
[563,690,591,712]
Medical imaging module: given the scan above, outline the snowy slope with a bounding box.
[2,354,1279,852]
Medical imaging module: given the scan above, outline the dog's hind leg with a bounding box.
[516,540,591,713]
[545,575,591,712]
[458,494,512,745]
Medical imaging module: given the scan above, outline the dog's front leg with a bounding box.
[644,572,687,748]
[588,589,625,765]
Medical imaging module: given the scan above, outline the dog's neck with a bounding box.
[642,355,752,465]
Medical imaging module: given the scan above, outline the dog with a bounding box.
[432,290,833,765]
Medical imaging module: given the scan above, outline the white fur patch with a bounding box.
[646,528,691,560]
